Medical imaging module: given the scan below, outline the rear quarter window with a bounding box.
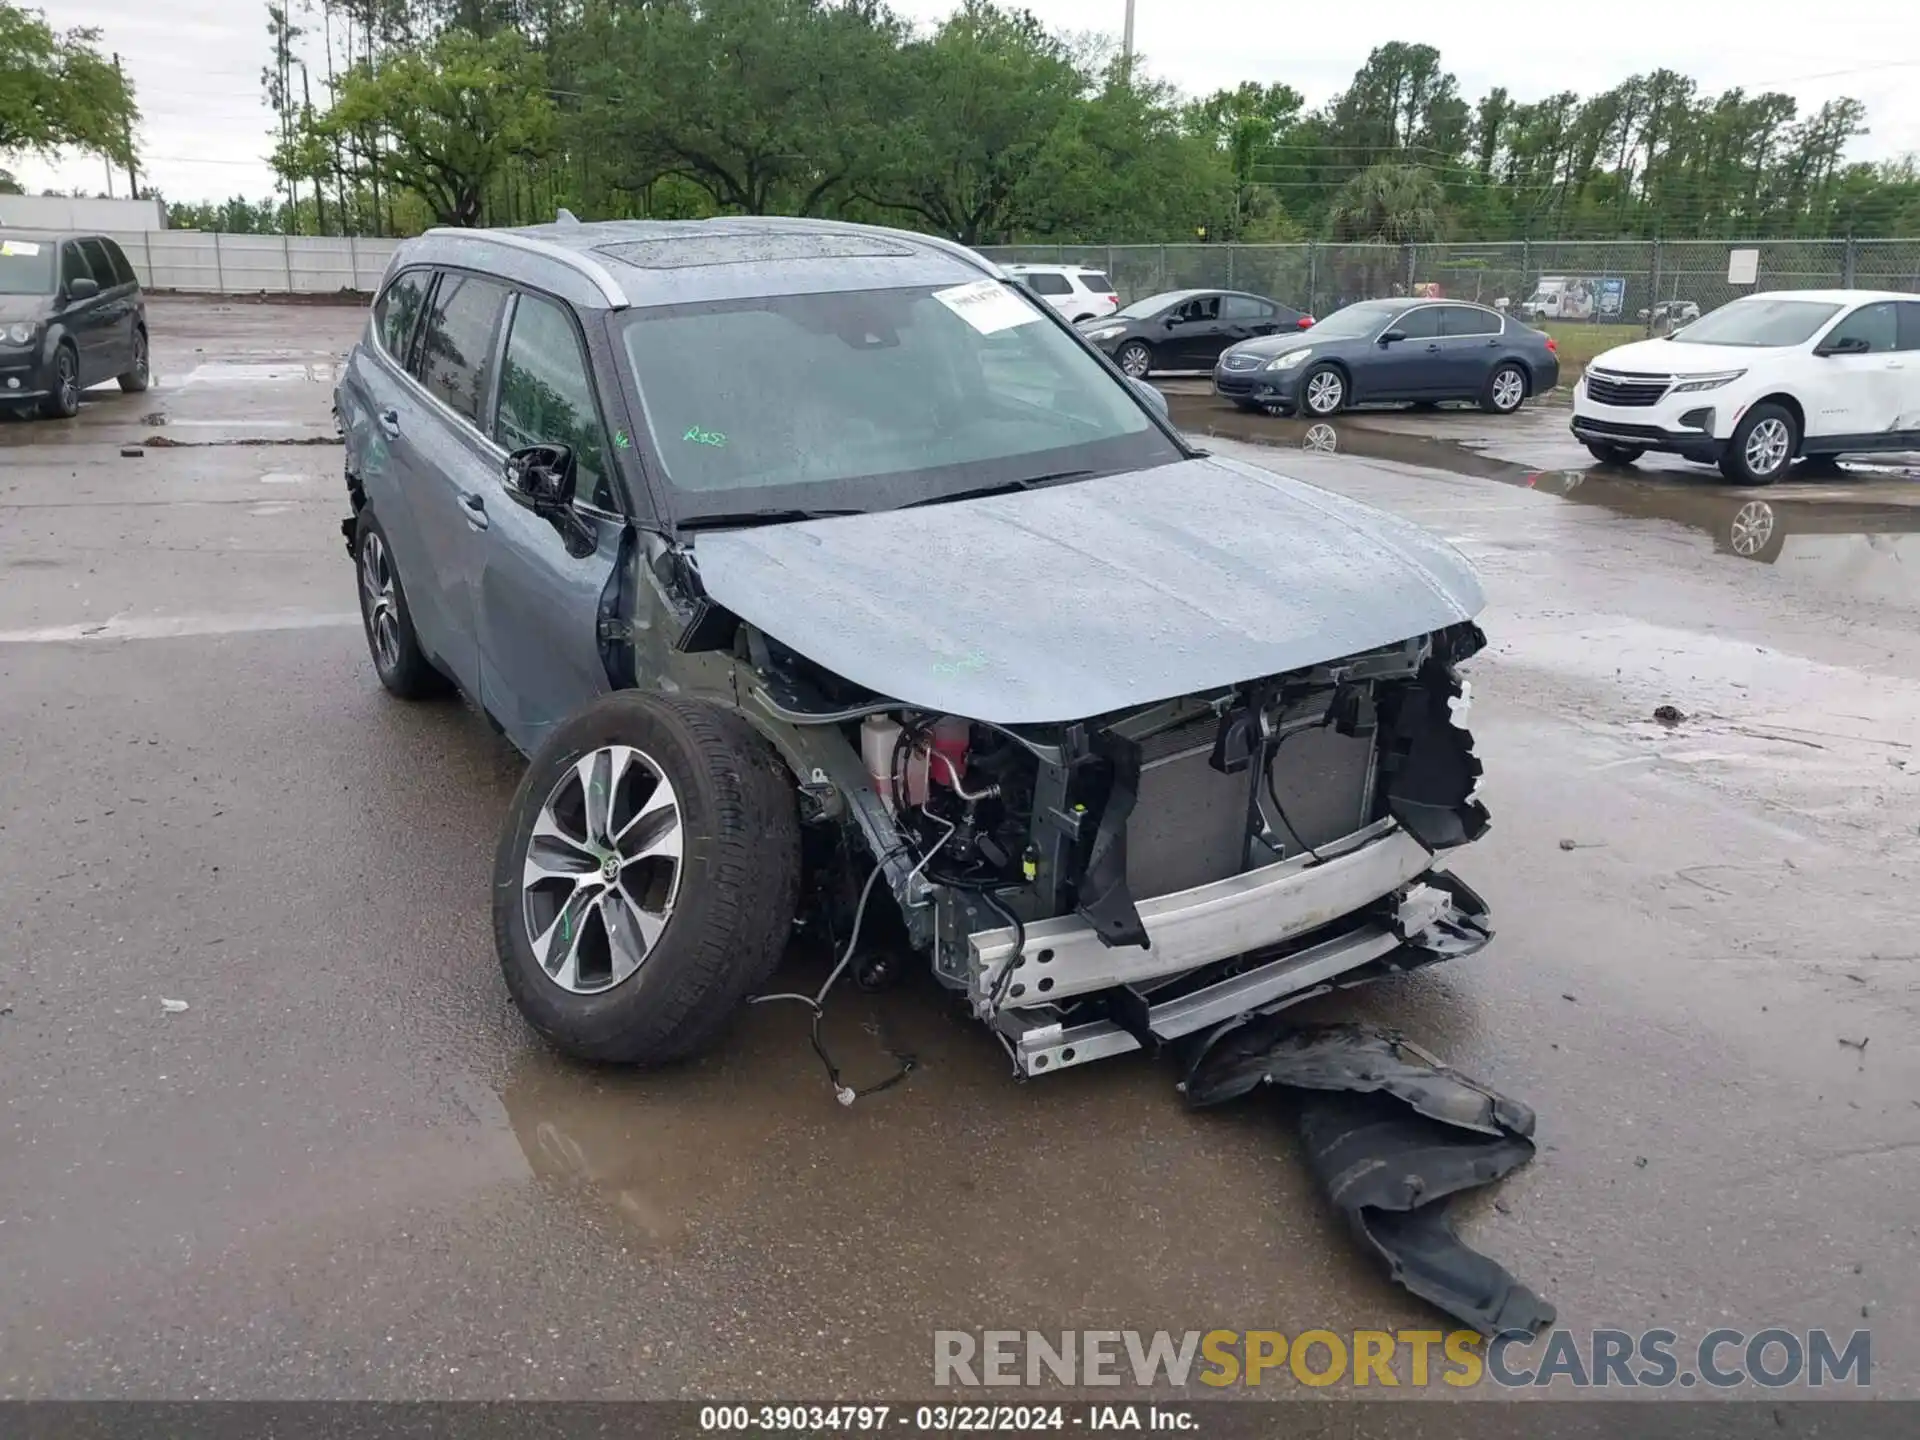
[373,269,433,368]
[1081,273,1114,293]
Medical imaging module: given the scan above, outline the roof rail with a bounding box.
[699,215,1003,279]
[422,226,628,308]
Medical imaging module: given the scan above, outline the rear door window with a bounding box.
[1025,272,1071,296]
[1221,295,1273,321]
[493,291,617,512]
[1439,305,1501,336]
[1895,301,1920,352]
[374,269,432,368]
[415,270,509,427]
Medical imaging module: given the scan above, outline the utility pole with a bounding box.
[113,54,138,196]
[1121,0,1135,85]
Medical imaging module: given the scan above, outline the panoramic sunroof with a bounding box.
[595,232,920,269]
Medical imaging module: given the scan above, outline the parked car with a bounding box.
[1002,264,1120,323]
[1570,290,1920,484]
[0,230,149,418]
[333,218,1494,1078]
[1079,289,1314,378]
[1639,299,1702,332]
[1213,298,1559,417]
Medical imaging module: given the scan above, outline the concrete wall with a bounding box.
[105,231,403,294]
[0,195,167,232]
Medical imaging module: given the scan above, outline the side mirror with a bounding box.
[1815,335,1869,357]
[1378,328,1406,346]
[1163,314,1181,328]
[1128,376,1168,416]
[67,276,100,301]
[504,443,577,513]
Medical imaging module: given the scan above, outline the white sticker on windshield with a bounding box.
[933,280,1042,335]
[0,240,42,257]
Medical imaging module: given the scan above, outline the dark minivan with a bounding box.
[0,231,150,419]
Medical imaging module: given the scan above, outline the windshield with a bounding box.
[1305,301,1400,339]
[619,281,1182,520]
[0,237,54,296]
[1114,291,1189,320]
[1675,297,1843,348]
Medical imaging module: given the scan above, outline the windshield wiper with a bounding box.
[678,506,863,530]
[901,469,1100,509]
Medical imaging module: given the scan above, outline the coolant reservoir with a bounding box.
[861,715,935,812]
[928,716,971,788]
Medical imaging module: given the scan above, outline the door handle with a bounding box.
[1425,343,1442,352]
[378,408,401,439]
[460,492,488,529]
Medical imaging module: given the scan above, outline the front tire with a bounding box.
[1116,341,1154,379]
[354,510,453,700]
[1584,441,1645,466]
[118,329,151,393]
[1301,364,1346,416]
[493,693,801,1065]
[40,344,80,419]
[1481,363,1528,414]
[1719,403,1797,485]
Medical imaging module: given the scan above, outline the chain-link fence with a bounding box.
[978,238,1920,330]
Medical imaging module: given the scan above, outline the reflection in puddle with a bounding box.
[1172,393,1920,597]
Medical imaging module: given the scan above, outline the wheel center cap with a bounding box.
[599,854,621,882]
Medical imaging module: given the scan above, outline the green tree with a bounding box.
[0,2,140,176]
[1326,161,1446,242]
[320,27,555,226]
[565,0,904,218]
[851,0,1085,243]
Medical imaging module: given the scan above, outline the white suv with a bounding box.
[1571,290,1920,483]
[1004,264,1120,323]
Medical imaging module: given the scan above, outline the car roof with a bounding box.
[1726,288,1911,304]
[393,217,1001,312]
[0,228,84,242]
[1005,263,1107,273]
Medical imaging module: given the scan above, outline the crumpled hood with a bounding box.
[0,294,52,324]
[692,456,1484,725]
[1588,336,1788,373]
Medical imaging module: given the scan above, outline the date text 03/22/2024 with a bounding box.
[697,1405,1195,1431]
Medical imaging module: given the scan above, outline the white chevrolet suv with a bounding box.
[1571,290,1920,484]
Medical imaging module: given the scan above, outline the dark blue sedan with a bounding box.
[1213,298,1559,417]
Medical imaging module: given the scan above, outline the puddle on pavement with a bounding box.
[1170,393,1920,593]
[180,360,343,386]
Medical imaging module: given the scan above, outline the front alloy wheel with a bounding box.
[42,347,80,419]
[1302,366,1345,416]
[493,693,801,1066]
[520,746,684,995]
[1720,402,1797,485]
[1117,341,1153,379]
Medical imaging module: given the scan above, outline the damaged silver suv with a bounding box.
[335,217,1494,1078]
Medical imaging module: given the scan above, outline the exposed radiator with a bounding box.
[1124,708,1377,900]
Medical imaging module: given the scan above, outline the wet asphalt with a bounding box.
[2,298,1918,1399]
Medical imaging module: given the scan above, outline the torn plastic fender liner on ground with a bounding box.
[1183,1021,1555,1338]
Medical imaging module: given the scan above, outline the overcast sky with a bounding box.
[13,0,1919,206]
